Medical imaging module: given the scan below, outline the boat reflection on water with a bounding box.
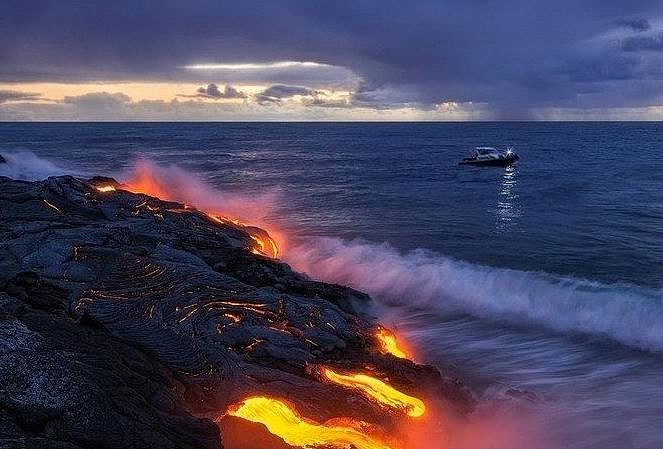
[495,165,521,232]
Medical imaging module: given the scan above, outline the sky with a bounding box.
[2,0,663,121]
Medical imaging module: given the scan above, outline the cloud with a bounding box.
[194,83,247,100]
[621,32,663,52]
[255,84,317,104]
[2,0,663,118]
[302,97,351,108]
[0,90,42,103]
[0,88,498,121]
[61,92,131,107]
[185,61,329,70]
[180,63,358,88]
[55,92,133,119]
[615,18,652,32]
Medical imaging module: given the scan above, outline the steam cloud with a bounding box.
[0,151,77,180]
[120,158,278,226]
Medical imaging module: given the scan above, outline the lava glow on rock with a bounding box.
[227,397,393,449]
[123,163,171,199]
[248,233,280,258]
[95,185,117,192]
[321,368,426,418]
[375,327,408,359]
[114,164,281,258]
[90,166,432,447]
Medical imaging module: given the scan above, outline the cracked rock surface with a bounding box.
[0,176,473,449]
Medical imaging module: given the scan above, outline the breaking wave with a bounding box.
[0,151,77,180]
[285,237,663,352]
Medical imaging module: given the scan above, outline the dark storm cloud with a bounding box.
[2,0,663,117]
[261,85,315,98]
[0,90,41,103]
[615,18,652,32]
[254,84,317,104]
[621,32,663,52]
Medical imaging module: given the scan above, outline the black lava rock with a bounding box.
[0,175,473,449]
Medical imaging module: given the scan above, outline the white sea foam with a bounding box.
[0,151,75,180]
[285,236,663,352]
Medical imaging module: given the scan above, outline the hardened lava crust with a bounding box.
[0,175,473,449]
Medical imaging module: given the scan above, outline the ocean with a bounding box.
[1,122,662,448]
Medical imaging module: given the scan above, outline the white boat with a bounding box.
[459,147,519,166]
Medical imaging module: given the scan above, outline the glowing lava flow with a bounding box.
[116,165,281,258]
[95,185,117,192]
[322,368,426,418]
[228,397,392,449]
[209,220,279,258]
[249,234,280,258]
[210,214,245,226]
[375,327,407,359]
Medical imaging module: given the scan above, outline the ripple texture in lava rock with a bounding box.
[0,176,473,449]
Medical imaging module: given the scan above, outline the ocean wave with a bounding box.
[285,237,663,352]
[0,151,76,180]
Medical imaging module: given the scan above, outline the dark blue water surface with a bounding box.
[1,122,662,449]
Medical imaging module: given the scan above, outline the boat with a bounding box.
[459,147,519,167]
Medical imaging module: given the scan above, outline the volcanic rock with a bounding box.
[0,175,473,449]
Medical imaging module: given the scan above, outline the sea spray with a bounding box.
[0,151,77,180]
[284,236,663,352]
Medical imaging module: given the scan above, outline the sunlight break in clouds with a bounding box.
[184,61,331,70]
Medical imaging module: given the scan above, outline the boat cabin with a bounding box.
[472,147,501,159]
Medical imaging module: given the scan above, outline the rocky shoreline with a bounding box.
[0,175,473,449]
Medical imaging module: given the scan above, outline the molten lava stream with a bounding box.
[248,234,279,258]
[118,165,282,258]
[375,327,408,359]
[321,368,426,418]
[95,185,116,192]
[227,397,393,449]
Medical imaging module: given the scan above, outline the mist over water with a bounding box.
[285,237,663,448]
[0,150,78,180]
[1,122,662,448]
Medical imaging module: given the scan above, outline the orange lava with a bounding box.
[123,163,171,199]
[112,161,440,448]
[121,164,282,258]
[249,234,280,258]
[321,368,426,418]
[210,214,245,226]
[375,327,408,359]
[227,396,393,449]
[95,185,117,192]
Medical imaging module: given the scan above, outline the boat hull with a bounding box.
[459,154,519,167]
